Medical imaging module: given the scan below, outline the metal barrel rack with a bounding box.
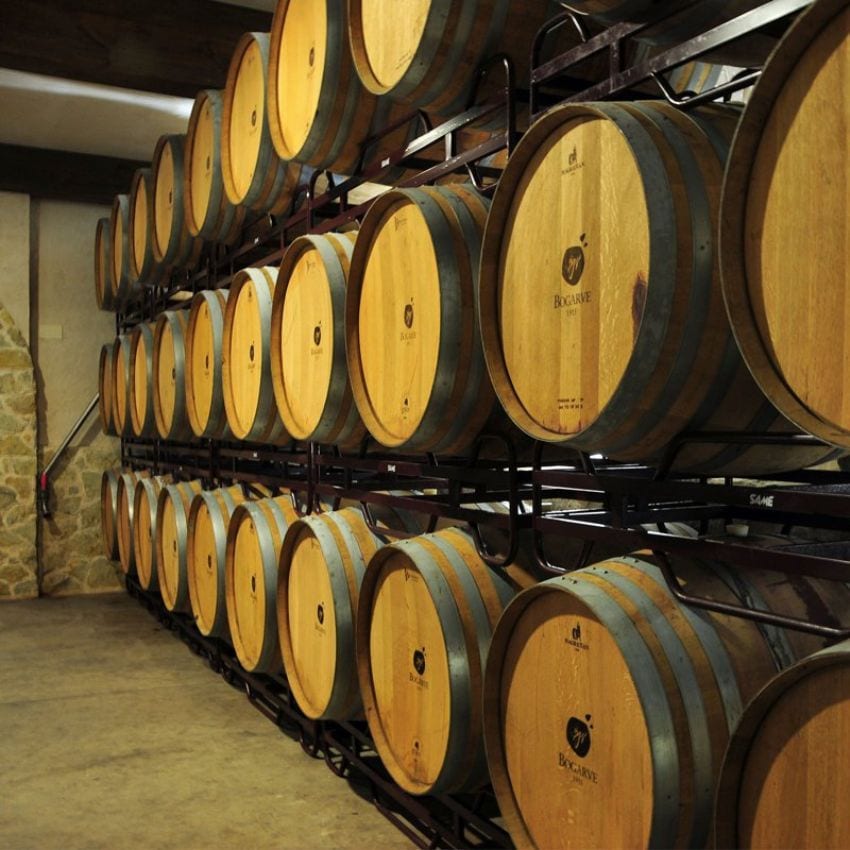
[115,2,850,846]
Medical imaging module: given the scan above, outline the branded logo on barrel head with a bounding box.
[562,145,585,175]
[400,300,416,343]
[567,715,593,758]
[313,324,322,346]
[562,234,589,286]
[317,603,324,625]
[413,648,426,676]
[565,621,589,651]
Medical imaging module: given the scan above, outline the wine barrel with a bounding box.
[186,289,232,440]
[187,484,247,639]
[225,494,300,674]
[346,185,495,453]
[277,507,384,720]
[94,217,114,311]
[156,480,205,612]
[98,342,116,436]
[100,469,121,560]
[111,333,134,438]
[129,167,167,287]
[271,233,365,448]
[221,32,308,215]
[151,134,203,269]
[356,527,515,795]
[153,310,192,441]
[132,475,171,592]
[129,322,157,438]
[348,0,569,114]
[483,555,850,850]
[267,0,420,173]
[721,0,850,451]
[116,470,150,576]
[716,639,850,850]
[110,194,140,308]
[222,267,288,443]
[479,100,838,474]
[184,89,246,244]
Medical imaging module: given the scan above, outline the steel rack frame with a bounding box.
[529,0,811,116]
[121,428,536,567]
[530,430,850,638]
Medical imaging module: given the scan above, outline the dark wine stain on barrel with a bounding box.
[632,273,648,344]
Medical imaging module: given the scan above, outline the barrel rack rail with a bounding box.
[115,1,850,847]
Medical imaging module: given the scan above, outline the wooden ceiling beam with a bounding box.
[0,0,272,98]
[0,144,145,206]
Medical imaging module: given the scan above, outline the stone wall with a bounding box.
[0,301,37,600]
[40,428,122,596]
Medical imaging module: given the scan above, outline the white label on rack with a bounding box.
[749,493,775,509]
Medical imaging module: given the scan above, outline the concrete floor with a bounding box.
[0,593,413,850]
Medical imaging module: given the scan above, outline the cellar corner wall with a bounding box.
[36,199,121,596]
[0,193,121,599]
[0,300,38,600]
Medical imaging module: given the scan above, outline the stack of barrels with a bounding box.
[93,0,732,315]
[100,491,850,850]
[97,1,850,849]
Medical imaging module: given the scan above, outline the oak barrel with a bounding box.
[187,484,247,640]
[109,194,140,308]
[94,217,114,311]
[716,638,850,850]
[129,322,157,438]
[98,342,116,436]
[357,527,515,795]
[111,333,134,438]
[483,555,850,850]
[479,100,838,474]
[100,469,121,560]
[221,32,308,215]
[222,267,287,443]
[152,134,203,269]
[271,232,365,448]
[267,0,418,173]
[116,470,150,576]
[156,480,205,612]
[225,494,299,674]
[346,185,496,453]
[133,475,171,592]
[348,0,569,113]
[153,310,192,441]
[128,167,167,287]
[278,507,384,720]
[186,288,232,440]
[184,89,246,244]
[721,0,850,451]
